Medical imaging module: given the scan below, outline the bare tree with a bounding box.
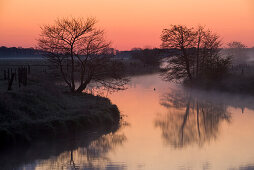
[161,25,196,80]
[198,28,229,79]
[38,17,128,93]
[195,26,205,77]
[160,25,230,82]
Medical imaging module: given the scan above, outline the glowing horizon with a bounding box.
[0,0,253,51]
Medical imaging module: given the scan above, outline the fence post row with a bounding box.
[2,66,29,91]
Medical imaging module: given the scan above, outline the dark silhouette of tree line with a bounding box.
[0,46,42,58]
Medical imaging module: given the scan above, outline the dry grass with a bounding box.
[0,72,120,147]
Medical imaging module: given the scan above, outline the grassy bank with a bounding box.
[0,73,121,147]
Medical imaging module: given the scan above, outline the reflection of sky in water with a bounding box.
[2,74,254,170]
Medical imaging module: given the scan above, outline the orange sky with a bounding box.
[0,0,253,50]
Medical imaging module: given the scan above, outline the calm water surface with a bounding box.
[2,74,254,170]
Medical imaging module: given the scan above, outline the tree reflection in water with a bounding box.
[0,125,127,170]
[155,90,231,148]
[41,131,127,170]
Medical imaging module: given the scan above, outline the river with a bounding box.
[2,73,254,170]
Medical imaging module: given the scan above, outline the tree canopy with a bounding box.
[38,17,128,93]
[160,25,231,82]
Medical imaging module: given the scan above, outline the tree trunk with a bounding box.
[70,46,75,92]
[75,76,92,93]
[75,82,88,93]
[59,63,72,91]
[196,40,200,78]
[182,48,192,80]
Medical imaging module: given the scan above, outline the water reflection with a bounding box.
[2,74,254,170]
[40,132,127,170]
[155,89,231,148]
[0,126,127,170]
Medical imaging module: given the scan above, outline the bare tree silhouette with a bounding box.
[38,17,128,93]
[160,25,231,82]
[161,25,196,81]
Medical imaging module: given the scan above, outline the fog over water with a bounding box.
[1,74,254,170]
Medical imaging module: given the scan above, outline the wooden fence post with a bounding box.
[4,70,6,80]
[18,68,21,88]
[7,68,10,80]
[14,69,17,81]
[28,64,30,74]
[7,73,15,91]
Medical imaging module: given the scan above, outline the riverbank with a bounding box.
[184,74,254,95]
[0,74,121,147]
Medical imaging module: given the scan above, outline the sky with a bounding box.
[0,0,253,50]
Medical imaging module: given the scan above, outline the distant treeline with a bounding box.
[115,48,180,59]
[0,46,181,59]
[1,46,253,61]
[0,46,43,58]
